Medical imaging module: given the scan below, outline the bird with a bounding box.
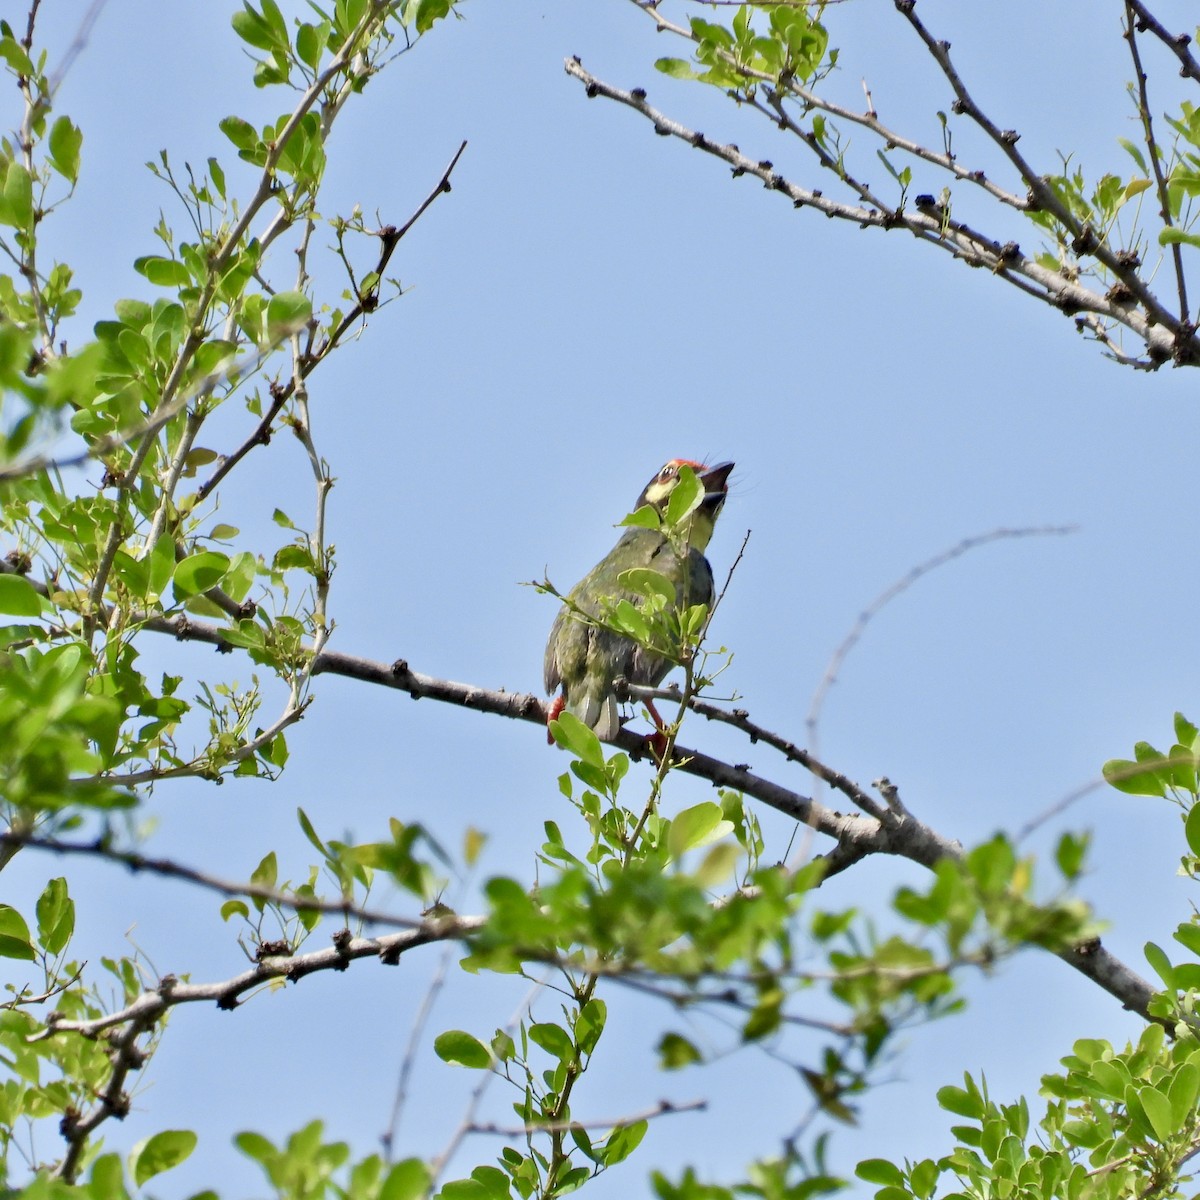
[544,459,734,744]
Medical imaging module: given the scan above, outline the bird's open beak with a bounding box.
[699,461,735,497]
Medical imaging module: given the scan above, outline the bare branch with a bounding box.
[43,915,486,1043]
[807,524,1078,744]
[561,59,1183,364]
[621,680,886,820]
[1124,0,1200,87]
[1124,3,1188,320]
[2,831,424,929]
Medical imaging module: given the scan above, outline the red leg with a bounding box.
[546,694,565,745]
[644,698,669,761]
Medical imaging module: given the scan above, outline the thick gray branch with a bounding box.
[0,558,1161,1025]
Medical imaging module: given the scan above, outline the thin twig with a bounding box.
[622,681,885,820]
[429,975,550,1183]
[1124,3,1188,320]
[1,831,425,929]
[382,934,459,1158]
[466,1097,706,1138]
[807,524,1078,748]
[193,140,466,503]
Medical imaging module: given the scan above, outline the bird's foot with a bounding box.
[642,697,672,763]
[545,694,565,745]
[646,728,670,763]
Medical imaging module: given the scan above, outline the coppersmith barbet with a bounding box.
[544,459,734,742]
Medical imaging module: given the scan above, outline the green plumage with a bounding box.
[544,528,715,741]
[544,460,733,742]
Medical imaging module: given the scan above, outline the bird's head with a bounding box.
[635,459,735,551]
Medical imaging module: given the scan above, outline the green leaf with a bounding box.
[379,1158,433,1200]
[1138,1084,1176,1143]
[658,1031,702,1069]
[0,573,42,616]
[2,162,33,229]
[36,877,74,956]
[296,23,322,69]
[618,567,676,605]
[437,1182,489,1200]
[266,291,312,338]
[1070,1037,1111,1064]
[609,598,652,642]
[909,1160,940,1200]
[130,1129,197,1185]
[1186,805,1200,857]
[0,904,35,960]
[409,0,452,34]
[0,35,35,75]
[250,851,278,891]
[656,57,701,81]
[235,1130,276,1164]
[937,1084,983,1119]
[48,115,83,183]
[693,841,739,887]
[618,504,661,530]
[259,0,288,43]
[135,256,192,288]
[297,807,327,856]
[1173,920,1200,956]
[575,997,606,1055]
[1088,1059,1128,1100]
[668,801,734,859]
[1054,831,1088,880]
[433,1030,491,1068]
[231,3,277,50]
[856,1160,905,1187]
[220,899,250,922]
[664,465,703,527]
[1145,942,1175,990]
[1121,177,1152,204]
[602,1120,647,1166]
[1169,1062,1200,1126]
[529,1021,574,1061]
[219,115,259,152]
[1118,137,1149,174]
[1159,227,1200,249]
[550,710,605,769]
[172,551,230,598]
[1176,712,1200,747]
[1102,757,1165,797]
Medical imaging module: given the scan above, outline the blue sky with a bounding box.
[8,0,1200,1194]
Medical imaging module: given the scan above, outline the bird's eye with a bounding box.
[661,465,675,480]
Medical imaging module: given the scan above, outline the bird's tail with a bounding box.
[571,690,621,743]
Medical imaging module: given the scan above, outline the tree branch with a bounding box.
[0,830,423,929]
[0,562,1162,1022]
[561,58,1184,365]
[466,1097,706,1138]
[42,915,486,1043]
[1124,0,1200,87]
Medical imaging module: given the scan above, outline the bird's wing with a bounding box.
[543,607,564,694]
